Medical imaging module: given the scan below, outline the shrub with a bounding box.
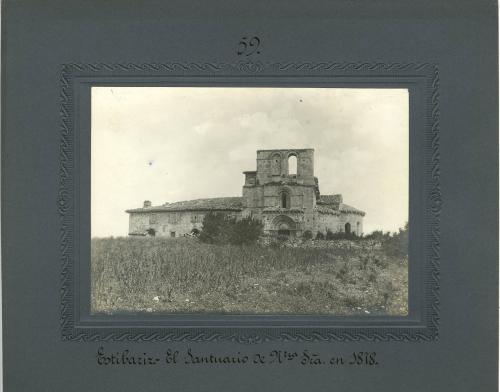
[276,234,289,243]
[381,222,408,258]
[315,231,325,240]
[198,212,230,244]
[364,230,390,241]
[302,230,313,240]
[359,255,369,270]
[229,216,264,245]
[326,230,358,241]
[198,212,263,245]
[373,256,388,268]
[269,240,281,249]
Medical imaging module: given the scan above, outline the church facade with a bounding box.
[126,149,365,238]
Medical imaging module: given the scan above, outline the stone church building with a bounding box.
[126,149,365,238]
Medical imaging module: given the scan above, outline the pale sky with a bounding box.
[91,87,408,237]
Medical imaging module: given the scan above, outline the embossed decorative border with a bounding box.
[59,61,440,343]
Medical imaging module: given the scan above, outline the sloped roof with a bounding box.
[316,194,365,216]
[339,203,365,215]
[315,205,340,215]
[126,195,364,215]
[318,194,343,205]
[126,197,244,213]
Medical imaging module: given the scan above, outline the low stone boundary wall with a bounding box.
[258,236,382,250]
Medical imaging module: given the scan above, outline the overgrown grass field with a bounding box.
[91,237,407,315]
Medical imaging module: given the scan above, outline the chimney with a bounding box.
[143,200,152,208]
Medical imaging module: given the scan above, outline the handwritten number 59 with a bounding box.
[237,37,261,56]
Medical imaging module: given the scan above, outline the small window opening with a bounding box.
[281,192,290,209]
[288,155,297,175]
[271,153,281,175]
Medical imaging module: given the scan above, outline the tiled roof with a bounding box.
[339,203,365,215]
[126,197,244,213]
[126,195,364,215]
[315,205,340,215]
[316,195,365,216]
[263,207,305,213]
[318,194,343,204]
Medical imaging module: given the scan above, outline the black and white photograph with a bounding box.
[5,0,500,390]
[91,87,409,315]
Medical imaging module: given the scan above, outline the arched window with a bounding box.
[288,155,297,175]
[345,222,351,234]
[271,153,281,175]
[281,193,288,208]
[279,191,291,209]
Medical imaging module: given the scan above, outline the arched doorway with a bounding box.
[344,222,351,234]
[278,223,291,236]
[271,215,296,236]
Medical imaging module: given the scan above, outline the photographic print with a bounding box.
[91,87,409,315]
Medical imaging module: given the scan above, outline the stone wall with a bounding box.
[339,213,364,235]
[255,149,315,186]
[258,236,381,250]
[314,212,341,235]
[311,212,363,236]
[128,212,150,235]
[128,210,241,237]
[129,209,363,238]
